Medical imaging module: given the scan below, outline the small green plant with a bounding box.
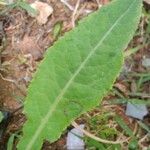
[17,0,142,149]
[0,0,36,15]
[15,0,37,15]
[0,112,3,122]
[84,110,120,150]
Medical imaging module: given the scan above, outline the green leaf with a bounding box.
[138,121,150,134]
[0,112,3,122]
[18,1,37,15]
[128,138,138,150]
[85,137,106,150]
[53,22,62,39]
[7,134,15,150]
[18,0,142,149]
[115,116,133,137]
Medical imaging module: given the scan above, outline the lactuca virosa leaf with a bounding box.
[18,0,142,149]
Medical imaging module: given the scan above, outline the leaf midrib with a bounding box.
[26,0,137,149]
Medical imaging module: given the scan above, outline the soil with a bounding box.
[0,0,149,150]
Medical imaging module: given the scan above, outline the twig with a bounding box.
[0,73,15,83]
[72,121,128,144]
[95,0,102,8]
[128,92,150,98]
[133,122,138,136]
[138,134,148,145]
[60,0,74,11]
[0,73,26,96]
[72,0,80,28]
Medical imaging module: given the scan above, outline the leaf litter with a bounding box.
[0,0,149,149]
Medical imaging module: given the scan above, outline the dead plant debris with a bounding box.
[0,0,149,149]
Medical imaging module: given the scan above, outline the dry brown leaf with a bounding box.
[30,1,53,25]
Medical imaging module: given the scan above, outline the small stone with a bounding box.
[142,57,150,68]
[126,102,148,120]
[67,124,85,150]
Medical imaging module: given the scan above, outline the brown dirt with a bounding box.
[0,0,149,150]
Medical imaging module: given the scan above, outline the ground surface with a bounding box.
[0,0,150,150]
